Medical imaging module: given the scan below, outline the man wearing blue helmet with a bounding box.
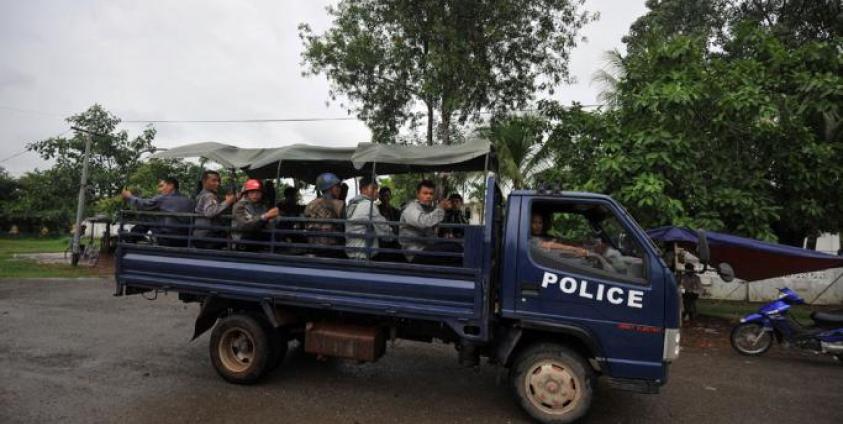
[304,172,346,250]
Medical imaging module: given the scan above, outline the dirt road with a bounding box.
[1,278,840,423]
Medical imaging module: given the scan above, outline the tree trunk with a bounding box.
[426,99,434,146]
[440,105,452,145]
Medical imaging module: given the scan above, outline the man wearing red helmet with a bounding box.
[232,179,279,250]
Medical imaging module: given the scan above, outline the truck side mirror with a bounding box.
[696,229,710,264]
[717,263,735,282]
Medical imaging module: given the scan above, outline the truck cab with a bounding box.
[500,191,679,391]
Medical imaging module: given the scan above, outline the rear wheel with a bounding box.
[209,314,272,384]
[730,323,773,356]
[510,343,594,424]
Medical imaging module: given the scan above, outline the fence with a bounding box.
[701,267,843,305]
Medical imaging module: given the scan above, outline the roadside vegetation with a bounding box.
[697,299,820,323]
[0,237,101,278]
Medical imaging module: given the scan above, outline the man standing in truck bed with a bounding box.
[121,177,194,246]
[345,176,393,260]
[304,172,346,251]
[399,180,461,265]
[232,179,279,250]
[194,170,235,248]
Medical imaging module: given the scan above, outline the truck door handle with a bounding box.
[520,283,540,297]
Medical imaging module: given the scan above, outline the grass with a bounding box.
[698,298,817,323]
[0,236,102,278]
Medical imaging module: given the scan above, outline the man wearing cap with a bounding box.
[304,172,346,249]
[345,176,393,260]
[232,179,279,250]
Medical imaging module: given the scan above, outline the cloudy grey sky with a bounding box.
[0,0,647,176]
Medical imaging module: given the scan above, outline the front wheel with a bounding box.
[730,323,773,356]
[510,343,594,424]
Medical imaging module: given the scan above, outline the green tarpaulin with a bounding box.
[151,139,496,182]
[246,144,359,180]
[151,142,270,170]
[351,139,495,175]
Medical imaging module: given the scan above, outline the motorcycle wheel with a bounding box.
[730,323,773,356]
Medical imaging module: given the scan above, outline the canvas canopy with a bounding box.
[151,142,269,170]
[246,144,358,180]
[150,139,496,182]
[350,139,496,175]
[647,226,843,282]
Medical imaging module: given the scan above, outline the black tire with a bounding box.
[510,343,595,424]
[730,323,773,356]
[209,314,273,384]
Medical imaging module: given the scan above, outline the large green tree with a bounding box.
[544,2,843,245]
[299,0,594,145]
[6,105,202,233]
[27,104,157,199]
[624,0,842,52]
[2,167,79,233]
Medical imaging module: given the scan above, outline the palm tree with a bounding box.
[482,115,554,193]
[591,49,626,109]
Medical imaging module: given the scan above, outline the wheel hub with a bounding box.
[219,328,255,373]
[525,361,580,414]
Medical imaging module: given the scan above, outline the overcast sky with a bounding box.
[0,0,647,176]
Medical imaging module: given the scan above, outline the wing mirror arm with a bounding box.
[696,229,710,273]
[695,229,735,282]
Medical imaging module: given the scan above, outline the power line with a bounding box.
[120,105,603,124]
[1,104,605,126]
[121,117,360,124]
[0,150,29,164]
[0,129,72,164]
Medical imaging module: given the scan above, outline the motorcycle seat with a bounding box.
[811,310,843,325]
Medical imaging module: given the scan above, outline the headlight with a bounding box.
[663,328,680,362]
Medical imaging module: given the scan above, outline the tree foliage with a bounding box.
[543,0,843,245]
[0,167,78,233]
[482,115,553,192]
[1,105,202,233]
[300,0,594,145]
[27,104,157,199]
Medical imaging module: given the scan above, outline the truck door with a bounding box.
[513,197,667,380]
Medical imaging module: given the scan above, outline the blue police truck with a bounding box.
[115,141,712,423]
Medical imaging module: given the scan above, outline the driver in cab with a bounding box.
[529,213,589,258]
[529,213,631,275]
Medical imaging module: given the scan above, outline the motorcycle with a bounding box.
[730,287,843,363]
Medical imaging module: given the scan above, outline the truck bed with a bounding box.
[116,227,491,341]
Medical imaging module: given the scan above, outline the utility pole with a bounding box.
[70,126,98,266]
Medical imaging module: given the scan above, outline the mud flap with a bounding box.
[496,327,522,366]
[192,296,227,341]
